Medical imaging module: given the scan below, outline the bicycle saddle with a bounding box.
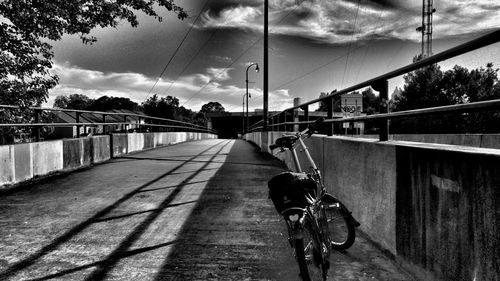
[271,135,298,150]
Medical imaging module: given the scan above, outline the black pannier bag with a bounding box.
[267,172,318,214]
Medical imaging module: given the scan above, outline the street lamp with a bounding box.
[246,62,259,133]
[242,93,246,135]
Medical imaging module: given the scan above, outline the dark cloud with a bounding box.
[343,0,400,10]
[206,0,261,18]
[479,4,500,11]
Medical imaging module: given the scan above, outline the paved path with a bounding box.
[0,139,414,280]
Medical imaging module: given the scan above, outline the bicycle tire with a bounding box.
[295,216,327,281]
[324,203,355,251]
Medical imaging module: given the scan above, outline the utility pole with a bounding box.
[416,0,436,58]
[263,0,269,131]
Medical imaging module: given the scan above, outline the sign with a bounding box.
[340,94,362,115]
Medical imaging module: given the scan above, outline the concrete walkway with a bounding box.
[0,139,414,280]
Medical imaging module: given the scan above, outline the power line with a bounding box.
[271,45,365,90]
[181,38,262,106]
[354,6,386,83]
[340,0,362,89]
[161,0,244,97]
[180,3,303,107]
[144,0,209,101]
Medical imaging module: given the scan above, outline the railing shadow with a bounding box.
[150,140,296,280]
[0,139,230,280]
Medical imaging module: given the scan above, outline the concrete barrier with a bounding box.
[0,132,217,189]
[92,135,110,163]
[354,134,500,150]
[32,140,63,176]
[63,138,92,170]
[127,133,144,153]
[323,137,397,254]
[144,133,154,149]
[0,145,14,185]
[14,143,33,182]
[245,132,500,281]
[112,134,128,157]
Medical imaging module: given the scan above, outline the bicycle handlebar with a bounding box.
[269,118,325,151]
[306,117,324,136]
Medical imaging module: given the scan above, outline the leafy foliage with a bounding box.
[0,1,186,143]
[54,94,93,110]
[0,0,186,106]
[141,94,207,126]
[200,101,226,113]
[88,96,139,111]
[391,63,500,133]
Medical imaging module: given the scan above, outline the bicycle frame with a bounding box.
[284,129,325,193]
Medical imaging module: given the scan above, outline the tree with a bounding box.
[392,64,450,111]
[142,94,180,120]
[54,94,94,110]
[361,87,380,115]
[316,90,340,112]
[390,63,500,133]
[0,1,186,108]
[200,102,226,113]
[88,96,138,111]
[0,1,186,143]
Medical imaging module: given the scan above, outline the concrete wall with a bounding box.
[245,132,500,281]
[92,135,110,163]
[0,132,217,189]
[354,134,500,150]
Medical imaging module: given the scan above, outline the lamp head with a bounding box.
[255,64,260,73]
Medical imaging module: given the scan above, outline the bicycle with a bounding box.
[268,118,360,281]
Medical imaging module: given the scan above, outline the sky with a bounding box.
[48,0,500,113]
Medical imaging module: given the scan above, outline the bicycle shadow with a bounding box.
[151,139,300,281]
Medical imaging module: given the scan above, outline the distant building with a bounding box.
[205,110,328,139]
[48,109,144,139]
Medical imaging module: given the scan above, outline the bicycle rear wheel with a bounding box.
[295,217,328,281]
[324,204,355,251]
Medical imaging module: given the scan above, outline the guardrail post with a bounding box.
[372,80,389,141]
[327,97,333,136]
[123,115,127,132]
[102,114,107,134]
[76,112,81,138]
[302,105,309,131]
[33,109,41,142]
[286,111,290,132]
[293,98,300,132]
[280,112,284,132]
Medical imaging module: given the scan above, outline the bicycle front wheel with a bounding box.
[324,204,355,251]
[295,217,327,281]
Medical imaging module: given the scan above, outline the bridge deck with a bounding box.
[0,139,413,280]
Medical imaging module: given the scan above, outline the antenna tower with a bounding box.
[416,0,436,58]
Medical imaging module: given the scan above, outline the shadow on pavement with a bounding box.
[151,139,300,281]
[0,140,230,281]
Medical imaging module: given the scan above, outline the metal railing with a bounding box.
[0,105,217,142]
[248,29,500,141]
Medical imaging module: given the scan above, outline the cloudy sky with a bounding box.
[49,0,500,112]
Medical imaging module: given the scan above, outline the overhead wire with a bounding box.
[144,0,209,101]
[272,44,366,90]
[353,5,385,84]
[340,0,362,89]
[161,0,245,98]
[271,4,421,93]
[181,2,303,107]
